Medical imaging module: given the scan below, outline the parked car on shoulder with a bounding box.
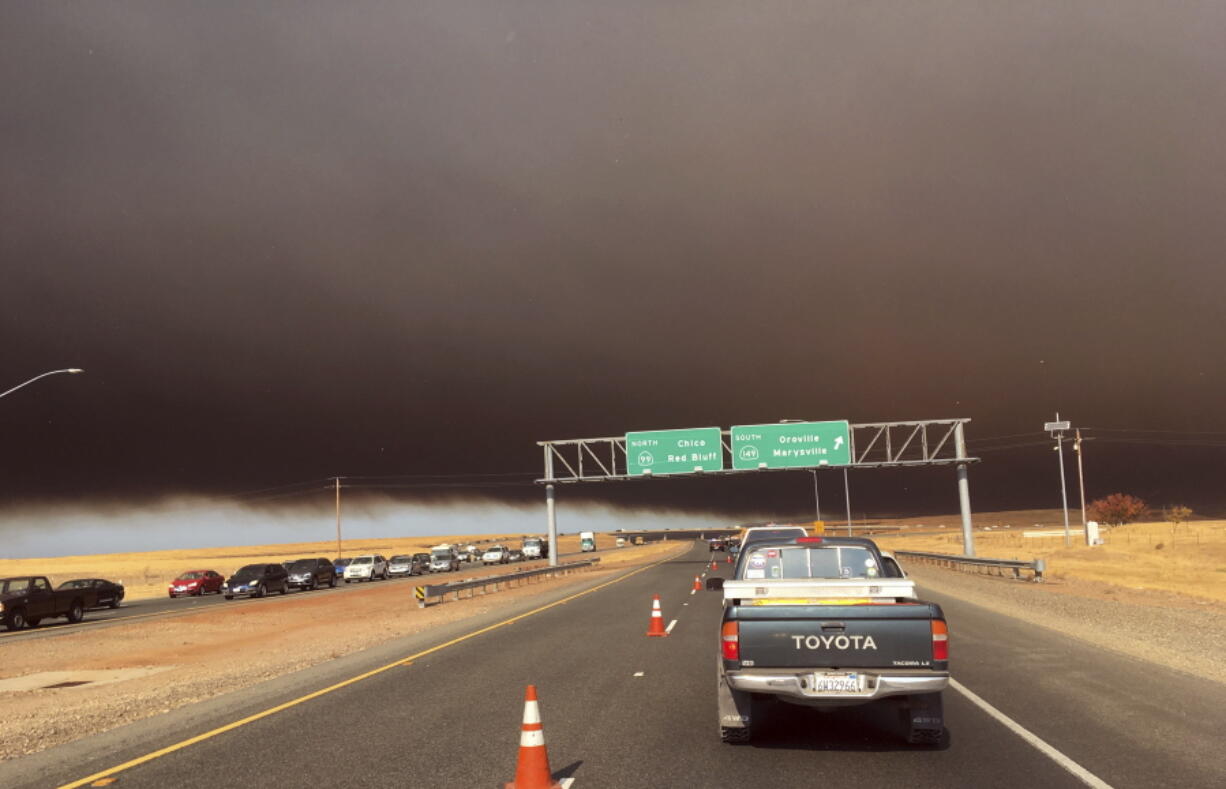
[168,570,225,598]
[482,545,509,565]
[59,578,125,609]
[223,564,290,599]
[388,555,426,577]
[412,552,432,572]
[287,558,337,590]
[507,549,525,563]
[333,557,352,578]
[1,576,91,629]
[429,545,461,573]
[344,555,389,582]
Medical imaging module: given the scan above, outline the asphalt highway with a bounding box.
[5,542,1225,788]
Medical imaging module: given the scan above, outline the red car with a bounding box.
[168,569,225,598]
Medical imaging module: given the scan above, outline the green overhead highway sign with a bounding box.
[625,427,724,476]
[731,421,851,469]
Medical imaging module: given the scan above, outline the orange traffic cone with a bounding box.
[646,594,669,637]
[692,575,702,592]
[505,685,565,789]
[709,557,718,571]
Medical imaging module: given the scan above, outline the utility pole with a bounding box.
[1073,428,1083,526]
[335,477,342,558]
[1044,415,1072,547]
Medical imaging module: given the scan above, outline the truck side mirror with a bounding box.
[706,577,724,591]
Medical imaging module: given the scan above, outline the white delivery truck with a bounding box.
[579,531,596,552]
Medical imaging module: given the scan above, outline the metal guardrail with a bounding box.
[892,550,1046,582]
[413,559,601,608]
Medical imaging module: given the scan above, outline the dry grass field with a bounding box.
[873,518,1226,604]
[0,532,598,601]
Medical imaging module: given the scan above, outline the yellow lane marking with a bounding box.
[57,551,682,789]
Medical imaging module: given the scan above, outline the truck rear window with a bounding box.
[740,546,881,580]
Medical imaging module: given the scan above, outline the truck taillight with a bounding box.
[931,619,948,661]
[721,620,740,661]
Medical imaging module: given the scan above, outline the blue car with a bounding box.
[333,558,352,579]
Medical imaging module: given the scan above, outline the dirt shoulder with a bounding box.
[906,563,1226,685]
[0,543,683,763]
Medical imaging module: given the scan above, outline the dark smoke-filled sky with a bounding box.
[4,1,1226,521]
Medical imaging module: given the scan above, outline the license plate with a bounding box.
[812,672,864,694]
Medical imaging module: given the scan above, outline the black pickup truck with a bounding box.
[1,576,95,630]
[709,536,948,745]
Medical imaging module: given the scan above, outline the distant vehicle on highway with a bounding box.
[1,576,91,630]
[507,549,525,563]
[521,536,548,560]
[482,545,509,565]
[580,531,596,552]
[59,578,125,609]
[344,555,389,582]
[223,564,290,599]
[412,553,432,572]
[708,537,726,551]
[286,558,337,590]
[737,525,808,553]
[429,545,461,573]
[168,570,225,598]
[388,555,426,577]
[333,558,352,578]
[880,552,907,578]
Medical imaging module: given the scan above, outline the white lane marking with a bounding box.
[665,619,678,634]
[690,589,696,595]
[683,603,689,606]
[951,679,1114,789]
[633,671,644,677]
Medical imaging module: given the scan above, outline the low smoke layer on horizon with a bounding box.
[0,497,739,559]
[3,2,1225,516]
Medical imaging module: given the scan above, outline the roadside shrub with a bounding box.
[1088,493,1148,526]
[1163,505,1193,529]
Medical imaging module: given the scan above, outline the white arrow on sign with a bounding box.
[833,436,845,450]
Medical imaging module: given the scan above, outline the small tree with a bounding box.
[1163,505,1193,529]
[1088,493,1148,526]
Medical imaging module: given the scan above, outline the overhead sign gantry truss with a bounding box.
[538,419,979,483]
[535,418,982,561]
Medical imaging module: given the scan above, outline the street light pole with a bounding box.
[810,470,821,521]
[0,368,84,400]
[843,468,852,536]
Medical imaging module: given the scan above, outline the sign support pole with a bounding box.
[955,422,975,557]
[546,483,558,568]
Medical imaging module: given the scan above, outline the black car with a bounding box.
[57,578,125,609]
[286,558,337,590]
[223,563,290,599]
[412,553,432,573]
